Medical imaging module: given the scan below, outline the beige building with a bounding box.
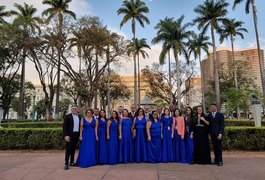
[202,47,265,90]
[113,75,150,110]
[185,76,202,108]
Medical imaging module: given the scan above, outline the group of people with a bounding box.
[62,103,224,170]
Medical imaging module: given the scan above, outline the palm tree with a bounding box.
[193,0,229,110]
[233,0,265,110]
[218,18,247,118]
[188,33,211,112]
[11,3,42,119]
[128,38,151,105]
[0,6,11,24]
[152,16,191,109]
[152,17,174,104]
[42,0,76,118]
[117,0,150,106]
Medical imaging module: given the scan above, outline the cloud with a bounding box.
[108,26,128,39]
[116,44,162,76]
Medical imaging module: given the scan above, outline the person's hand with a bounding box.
[64,136,70,142]
[190,134,193,139]
[107,135,110,140]
[133,129,136,138]
[217,134,222,140]
[208,134,211,140]
[181,136,184,140]
[200,117,206,122]
[171,134,174,139]
[161,134,163,139]
[119,135,122,140]
[148,136,151,141]
[79,136,82,141]
[96,136,99,141]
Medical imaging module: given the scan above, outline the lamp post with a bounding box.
[0,96,3,128]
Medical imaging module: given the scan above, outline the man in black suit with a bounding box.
[208,103,224,166]
[63,105,81,170]
[129,104,136,119]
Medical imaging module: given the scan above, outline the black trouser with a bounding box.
[65,132,79,165]
[211,135,223,163]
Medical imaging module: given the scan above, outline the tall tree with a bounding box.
[193,0,229,110]
[152,16,191,109]
[117,0,150,106]
[188,33,211,112]
[152,17,174,104]
[233,0,265,110]
[11,3,42,119]
[218,18,248,118]
[42,0,76,118]
[128,38,150,105]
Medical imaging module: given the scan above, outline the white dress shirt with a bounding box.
[72,114,79,132]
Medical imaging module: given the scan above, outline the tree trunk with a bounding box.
[55,51,61,119]
[77,46,82,107]
[175,53,181,109]
[132,31,138,107]
[137,52,141,107]
[168,51,173,104]
[107,48,111,117]
[18,50,26,119]
[199,56,206,113]
[231,36,240,119]
[211,24,221,111]
[252,2,265,112]
[94,51,99,108]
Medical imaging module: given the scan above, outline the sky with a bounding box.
[2,0,265,84]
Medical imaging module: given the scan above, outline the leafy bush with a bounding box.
[225,120,265,126]
[1,122,63,128]
[223,127,265,150]
[0,128,64,150]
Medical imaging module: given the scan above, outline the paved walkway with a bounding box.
[0,151,265,180]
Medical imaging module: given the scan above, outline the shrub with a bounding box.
[1,122,63,128]
[0,128,64,150]
[223,127,265,151]
[225,120,265,126]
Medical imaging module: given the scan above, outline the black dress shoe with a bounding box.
[69,163,77,166]
[64,165,69,170]
[217,162,223,166]
[212,161,217,165]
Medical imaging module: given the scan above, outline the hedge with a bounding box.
[0,128,64,150]
[225,120,265,127]
[1,119,63,123]
[0,127,265,150]
[223,127,265,151]
[1,122,63,128]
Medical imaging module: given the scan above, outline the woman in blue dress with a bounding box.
[184,107,194,164]
[132,108,147,162]
[107,111,119,165]
[146,111,162,163]
[76,109,97,167]
[161,108,174,162]
[96,109,108,164]
[119,109,134,163]
[173,108,186,163]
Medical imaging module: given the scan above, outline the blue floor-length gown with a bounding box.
[173,118,186,163]
[76,117,97,167]
[119,117,134,163]
[98,119,108,164]
[147,120,162,163]
[108,120,119,165]
[135,116,147,162]
[161,116,174,162]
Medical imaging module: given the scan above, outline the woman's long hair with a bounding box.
[98,109,107,120]
[135,108,145,117]
[185,107,194,126]
[109,110,119,122]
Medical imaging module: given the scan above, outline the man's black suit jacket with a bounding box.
[63,113,81,138]
[208,112,225,136]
